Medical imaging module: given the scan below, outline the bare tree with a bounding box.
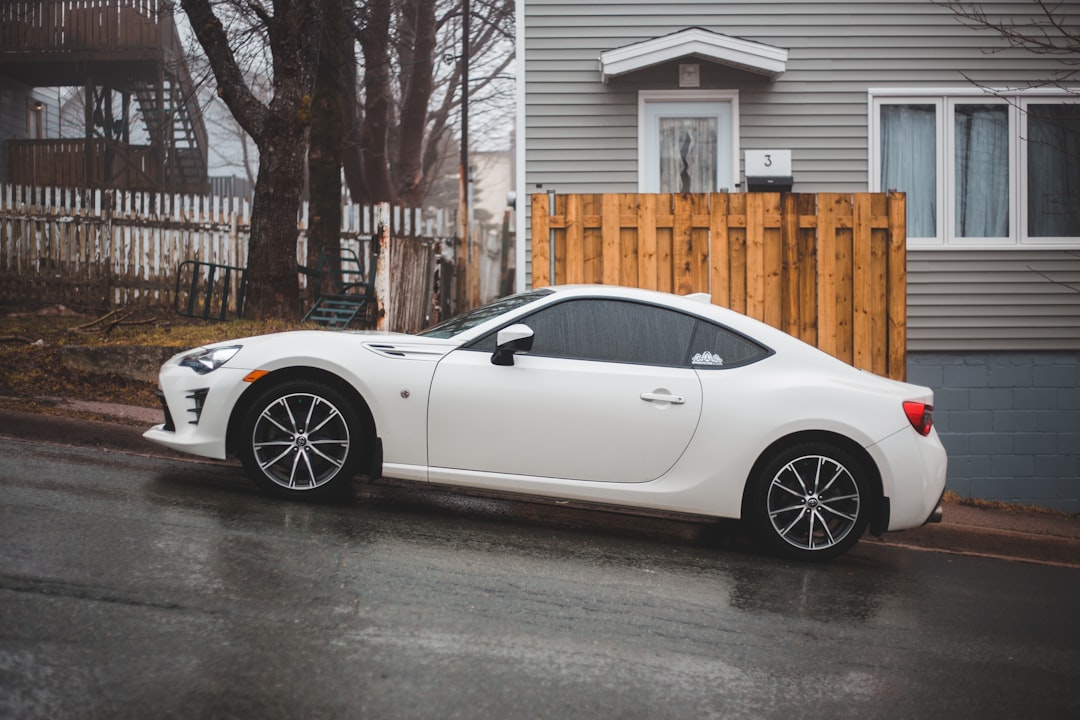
[180,0,322,320]
[341,0,514,206]
[395,0,439,205]
[939,0,1080,227]
[354,0,398,202]
[308,0,349,284]
[174,0,511,316]
[938,1,1080,89]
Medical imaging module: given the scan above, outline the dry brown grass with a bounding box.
[942,490,1072,517]
[0,303,307,411]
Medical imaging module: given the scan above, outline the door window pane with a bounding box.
[1028,103,1080,237]
[528,300,696,366]
[881,104,937,237]
[955,104,1009,237]
[660,117,718,193]
[478,299,696,367]
[641,95,735,193]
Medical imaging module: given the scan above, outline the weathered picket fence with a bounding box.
[0,184,455,331]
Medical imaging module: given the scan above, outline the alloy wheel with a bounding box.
[250,392,351,490]
[765,454,861,552]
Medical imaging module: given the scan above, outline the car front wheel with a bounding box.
[238,380,363,499]
[748,442,872,561]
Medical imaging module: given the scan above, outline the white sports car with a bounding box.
[145,284,946,560]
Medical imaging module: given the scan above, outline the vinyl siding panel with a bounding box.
[0,81,60,184]
[908,251,1080,351]
[0,78,31,184]
[521,0,1080,349]
[523,0,1077,192]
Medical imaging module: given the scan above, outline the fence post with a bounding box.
[548,188,557,286]
[102,189,113,306]
[887,191,907,381]
[530,193,550,287]
[374,202,392,331]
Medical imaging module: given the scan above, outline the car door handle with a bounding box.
[640,392,686,405]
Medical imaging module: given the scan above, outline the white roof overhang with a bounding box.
[599,27,788,83]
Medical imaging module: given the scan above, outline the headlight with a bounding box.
[179,345,242,374]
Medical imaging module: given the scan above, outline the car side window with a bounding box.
[471,299,696,367]
[687,320,772,369]
[469,297,771,369]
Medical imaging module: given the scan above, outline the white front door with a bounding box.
[639,90,739,193]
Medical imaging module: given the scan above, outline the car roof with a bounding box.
[538,284,788,341]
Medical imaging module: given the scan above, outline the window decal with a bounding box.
[692,351,724,366]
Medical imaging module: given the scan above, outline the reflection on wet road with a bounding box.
[1,437,1078,719]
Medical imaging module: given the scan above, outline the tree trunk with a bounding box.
[341,42,367,203]
[246,113,310,319]
[396,0,437,206]
[356,0,397,203]
[308,0,348,300]
[181,0,321,321]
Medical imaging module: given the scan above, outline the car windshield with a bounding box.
[418,289,554,338]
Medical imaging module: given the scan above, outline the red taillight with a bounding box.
[903,401,934,436]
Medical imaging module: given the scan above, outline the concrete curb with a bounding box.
[2,403,1078,568]
[0,405,189,459]
[867,521,1080,568]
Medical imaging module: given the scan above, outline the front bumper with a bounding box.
[142,361,251,461]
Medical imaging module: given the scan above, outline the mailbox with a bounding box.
[745,150,793,192]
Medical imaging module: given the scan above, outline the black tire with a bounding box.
[238,379,365,500]
[747,441,872,561]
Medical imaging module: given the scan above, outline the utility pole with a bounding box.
[457,0,471,310]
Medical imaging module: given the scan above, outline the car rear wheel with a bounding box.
[238,380,363,500]
[748,442,871,561]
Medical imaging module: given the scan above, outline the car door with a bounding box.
[426,299,703,484]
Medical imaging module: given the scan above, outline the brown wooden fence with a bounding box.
[0,0,167,53]
[531,192,907,379]
[10,139,161,191]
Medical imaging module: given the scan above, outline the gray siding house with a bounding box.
[0,80,60,184]
[514,0,1080,511]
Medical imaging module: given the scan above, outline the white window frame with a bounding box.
[1019,96,1080,245]
[946,96,1017,247]
[870,88,1080,250]
[869,96,944,244]
[638,90,740,193]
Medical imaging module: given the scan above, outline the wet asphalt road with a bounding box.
[1,437,1078,719]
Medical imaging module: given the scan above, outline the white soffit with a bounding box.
[599,27,788,83]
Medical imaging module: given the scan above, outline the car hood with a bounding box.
[173,330,462,368]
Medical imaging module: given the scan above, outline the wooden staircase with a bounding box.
[132,71,209,194]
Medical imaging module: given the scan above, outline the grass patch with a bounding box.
[2,305,305,349]
[0,303,309,409]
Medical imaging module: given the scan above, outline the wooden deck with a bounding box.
[1,0,167,50]
[1,1,208,193]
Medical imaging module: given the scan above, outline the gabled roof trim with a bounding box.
[599,27,788,83]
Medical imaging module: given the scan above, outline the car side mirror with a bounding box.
[491,324,534,366]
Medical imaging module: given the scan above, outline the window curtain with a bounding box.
[1028,104,1080,237]
[955,104,1010,237]
[659,118,717,193]
[881,104,937,237]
